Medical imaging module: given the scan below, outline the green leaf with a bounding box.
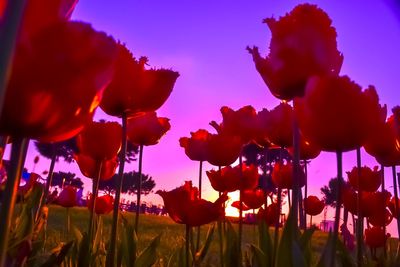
[299,226,316,265]
[258,221,273,267]
[317,232,334,267]
[120,219,138,267]
[336,238,356,267]
[77,232,90,267]
[136,234,162,267]
[223,221,240,267]
[249,244,267,267]
[195,223,215,263]
[40,241,73,267]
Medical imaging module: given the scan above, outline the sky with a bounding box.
[6,0,400,234]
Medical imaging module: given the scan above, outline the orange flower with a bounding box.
[0,21,117,142]
[157,181,228,227]
[219,106,258,144]
[57,186,77,208]
[295,76,385,152]
[364,115,400,166]
[87,194,114,215]
[247,4,343,100]
[76,121,122,161]
[288,136,321,160]
[179,129,211,162]
[263,103,293,148]
[126,112,170,146]
[304,196,324,216]
[346,166,381,192]
[74,154,118,180]
[100,44,179,117]
[271,161,305,189]
[257,203,280,226]
[206,133,242,167]
[365,227,389,248]
[206,164,259,192]
[242,189,265,209]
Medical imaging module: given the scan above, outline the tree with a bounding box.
[99,171,155,195]
[34,138,77,163]
[50,171,84,189]
[320,177,345,208]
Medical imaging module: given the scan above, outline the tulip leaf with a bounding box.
[77,232,90,267]
[195,223,215,263]
[317,232,334,267]
[223,221,240,267]
[258,221,273,267]
[120,218,138,267]
[249,244,267,267]
[40,241,73,267]
[299,226,316,265]
[336,238,356,267]
[136,233,162,267]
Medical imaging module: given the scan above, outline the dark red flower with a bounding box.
[74,154,118,180]
[206,133,242,167]
[271,161,306,189]
[257,203,280,226]
[253,109,272,148]
[263,103,293,148]
[206,164,259,192]
[76,121,122,161]
[368,208,393,227]
[0,21,117,142]
[57,186,77,208]
[87,194,114,215]
[295,76,386,152]
[100,44,179,117]
[346,166,381,192]
[126,112,170,146]
[247,4,343,100]
[219,106,258,144]
[388,197,400,218]
[157,181,228,227]
[242,189,265,209]
[304,195,324,216]
[365,227,389,248]
[231,201,251,211]
[288,136,321,160]
[179,129,211,162]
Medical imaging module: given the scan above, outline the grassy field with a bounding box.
[45,205,332,265]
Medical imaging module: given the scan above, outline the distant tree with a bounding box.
[34,138,77,163]
[50,171,84,189]
[320,177,345,208]
[99,171,155,195]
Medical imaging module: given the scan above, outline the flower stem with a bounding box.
[195,160,203,251]
[106,113,127,267]
[238,156,243,260]
[135,144,144,234]
[0,138,28,267]
[0,0,27,117]
[331,150,343,267]
[88,161,102,248]
[186,224,190,267]
[66,207,70,240]
[356,148,363,267]
[273,187,282,265]
[303,160,308,229]
[292,118,301,228]
[381,165,387,257]
[392,166,400,239]
[217,219,224,267]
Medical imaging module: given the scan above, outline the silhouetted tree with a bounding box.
[34,138,77,163]
[51,171,84,189]
[320,177,345,208]
[99,171,155,195]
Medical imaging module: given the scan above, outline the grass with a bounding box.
[45,205,332,266]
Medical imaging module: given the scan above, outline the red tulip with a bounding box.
[126,112,170,146]
[271,161,306,189]
[0,21,117,142]
[206,133,242,167]
[247,4,343,100]
[57,186,77,208]
[157,181,228,227]
[242,189,265,209]
[206,164,259,192]
[179,129,211,162]
[263,103,293,148]
[257,203,280,226]
[288,136,321,160]
[219,106,258,144]
[346,166,381,192]
[343,189,391,217]
[231,201,251,211]
[295,76,386,152]
[87,194,114,215]
[74,154,118,180]
[76,121,122,161]
[365,227,389,248]
[304,195,324,216]
[253,109,272,148]
[100,44,179,117]
[388,197,400,218]
[364,115,400,166]
[368,208,393,227]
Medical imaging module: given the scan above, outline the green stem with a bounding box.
[217,219,224,267]
[106,113,127,267]
[238,156,243,259]
[303,160,308,229]
[66,207,70,240]
[0,0,28,117]
[381,165,387,257]
[273,188,282,265]
[331,150,343,267]
[292,118,301,229]
[0,138,28,267]
[392,166,400,239]
[195,160,203,251]
[356,148,363,267]
[135,144,144,234]
[88,161,102,248]
[186,224,190,267]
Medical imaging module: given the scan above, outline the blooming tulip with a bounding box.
[263,103,293,148]
[57,186,77,208]
[304,196,324,216]
[365,227,389,248]
[157,181,227,227]
[126,112,170,146]
[87,195,114,215]
[206,133,242,167]
[271,161,305,189]
[247,4,343,100]
[74,154,118,181]
[368,208,393,227]
[179,129,211,162]
[288,136,320,160]
[347,166,381,192]
[257,203,280,226]
[242,189,265,209]
[100,44,179,117]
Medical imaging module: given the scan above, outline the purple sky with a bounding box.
[7,0,400,234]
